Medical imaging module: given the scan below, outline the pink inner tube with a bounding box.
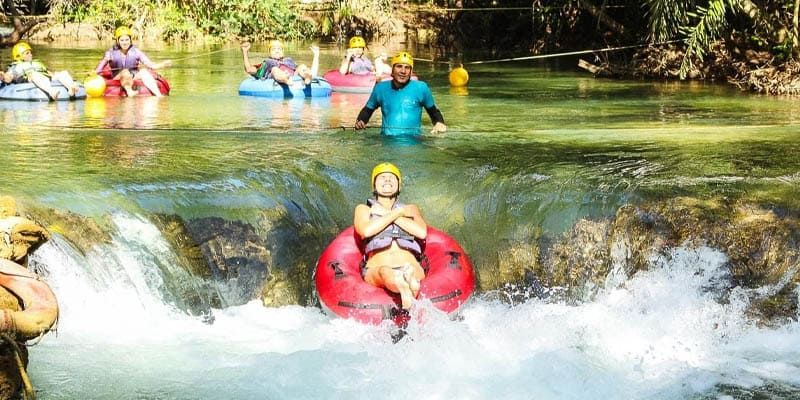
[322,70,418,94]
[315,226,475,326]
[322,70,381,93]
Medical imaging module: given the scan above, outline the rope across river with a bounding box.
[412,39,682,66]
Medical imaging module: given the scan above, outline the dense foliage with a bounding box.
[4,0,800,86]
[42,0,394,42]
[48,0,317,41]
[412,0,800,78]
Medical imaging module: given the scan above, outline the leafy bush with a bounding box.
[50,0,316,42]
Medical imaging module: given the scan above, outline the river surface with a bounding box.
[1,42,799,399]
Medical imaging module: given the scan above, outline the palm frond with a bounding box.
[644,0,690,42]
[678,0,743,78]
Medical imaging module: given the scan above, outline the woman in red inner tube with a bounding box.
[353,162,428,309]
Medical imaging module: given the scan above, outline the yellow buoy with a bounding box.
[84,74,107,97]
[448,66,469,87]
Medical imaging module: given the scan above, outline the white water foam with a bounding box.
[25,214,800,399]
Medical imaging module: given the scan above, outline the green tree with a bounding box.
[643,0,799,77]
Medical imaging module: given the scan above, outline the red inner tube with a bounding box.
[315,226,475,326]
[99,65,171,96]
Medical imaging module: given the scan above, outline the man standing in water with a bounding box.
[354,163,427,309]
[354,52,447,136]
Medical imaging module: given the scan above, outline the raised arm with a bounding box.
[240,42,258,75]
[339,48,353,75]
[310,45,320,77]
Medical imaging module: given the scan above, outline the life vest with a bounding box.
[362,198,422,255]
[100,45,151,76]
[7,60,49,83]
[255,57,297,79]
[349,57,373,75]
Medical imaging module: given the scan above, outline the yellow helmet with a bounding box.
[348,36,366,49]
[269,40,283,51]
[11,41,31,61]
[371,162,401,190]
[114,26,133,40]
[391,52,414,68]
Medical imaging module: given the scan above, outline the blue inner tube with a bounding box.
[238,76,332,98]
[0,82,86,101]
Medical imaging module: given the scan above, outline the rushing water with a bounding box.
[1,42,799,399]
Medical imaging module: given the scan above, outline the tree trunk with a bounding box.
[793,0,799,58]
[575,0,625,36]
[0,16,46,47]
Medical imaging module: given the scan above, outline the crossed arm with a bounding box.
[354,202,427,240]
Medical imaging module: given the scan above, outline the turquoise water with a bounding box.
[0,42,799,399]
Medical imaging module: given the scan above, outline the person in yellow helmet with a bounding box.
[2,41,80,100]
[354,51,447,136]
[353,162,428,310]
[240,40,319,86]
[94,26,172,97]
[337,35,390,77]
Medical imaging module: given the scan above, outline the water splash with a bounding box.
[26,227,800,399]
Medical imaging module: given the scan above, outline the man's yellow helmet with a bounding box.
[391,52,414,68]
[371,162,401,190]
[348,36,366,49]
[11,42,31,61]
[114,26,133,40]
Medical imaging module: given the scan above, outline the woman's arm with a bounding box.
[339,49,353,75]
[95,52,110,74]
[354,203,404,238]
[392,204,427,239]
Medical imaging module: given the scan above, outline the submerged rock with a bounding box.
[18,203,111,257]
[166,216,271,306]
[484,197,799,324]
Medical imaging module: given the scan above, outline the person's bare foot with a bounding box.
[48,88,60,101]
[67,85,77,98]
[408,274,420,296]
[395,269,415,309]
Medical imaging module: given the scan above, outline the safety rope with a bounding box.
[413,40,682,65]
[168,47,236,63]
[0,333,35,400]
[415,7,535,11]
[85,46,237,75]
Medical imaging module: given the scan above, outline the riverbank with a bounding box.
[579,42,800,95]
[7,1,800,95]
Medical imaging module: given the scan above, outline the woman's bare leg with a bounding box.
[367,264,422,310]
[116,69,136,97]
[135,69,163,97]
